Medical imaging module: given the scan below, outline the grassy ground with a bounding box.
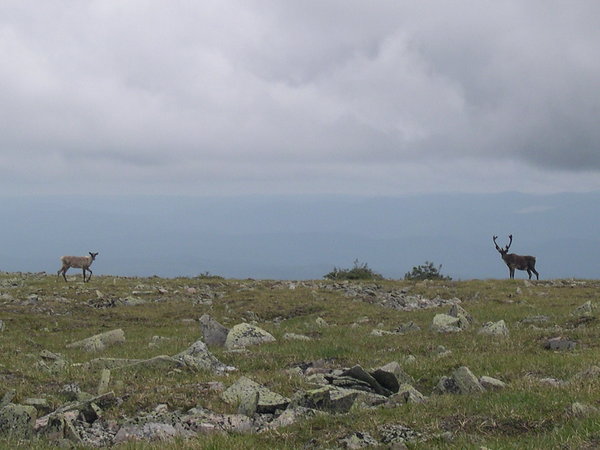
[1,273,600,448]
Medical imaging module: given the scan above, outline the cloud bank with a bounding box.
[1,1,599,194]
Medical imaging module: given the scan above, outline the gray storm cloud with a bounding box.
[1,1,599,194]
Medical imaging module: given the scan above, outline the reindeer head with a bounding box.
[493,235,512,256]
[89,252,99,260]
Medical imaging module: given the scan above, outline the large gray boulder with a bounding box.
[222,376,289,414]
[66,329,126,352]
[199,314,229,347]
[225,323,276,350]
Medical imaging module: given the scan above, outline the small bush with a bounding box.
[404,261,452,281]
[324,259,384,281]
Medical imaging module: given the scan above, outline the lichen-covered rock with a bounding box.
[199,314,229,347]
[431,314,463,333]
[173,340,235,373]
[225,323,276,350]
[66,329,126,352]
[222,376,289,414]
[0,404,37,438]
[478,320,509,336]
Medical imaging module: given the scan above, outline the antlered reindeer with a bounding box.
[493,235,539,280]
[57,252,99,282]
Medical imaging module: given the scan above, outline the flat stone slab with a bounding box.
[66,329,125,352]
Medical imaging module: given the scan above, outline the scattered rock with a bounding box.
[0,390,16,409]
[23,398,51,415]
[289,386,358,414]
[339,431,378,449]
[543,337,576,351]
[431,314,463,333]
[519,315,550,325]
[478,320,509,336]
[571,365,600,383]
[568,402,598,417]
[113,422,194,444]
[395,321,421,334]
[225,323,276,350]
[389,384,427,404]
[452,366,485,394]
[341,365,392,396]
[222,376,289,414]
[315,317,329,327]
[66,329,126,353]
[479,376,507,391]
[448,304,473,328]
[283,332,312,341]
[173,340,236,373]
[572,301,594,318]
[371,361,414,392]
[36,350,68,373]
[97,369,111,395]
[434,367,485,395]
[199,314,229,347]
[0,404,37,438]
[0,319,4,332]
[379,423,421,445]
[432,345,452,358]
[267,406,317,429]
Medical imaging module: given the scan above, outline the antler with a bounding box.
[493,235,501,252]
[505,234,513,252]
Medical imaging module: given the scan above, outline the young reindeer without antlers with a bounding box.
[493,235,539,280]
[57,252,99,282]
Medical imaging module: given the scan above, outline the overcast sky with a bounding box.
[1,1,600,196]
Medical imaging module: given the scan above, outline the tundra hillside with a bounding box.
[1,273,600,448]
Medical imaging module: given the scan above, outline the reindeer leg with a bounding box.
[509,268,515,279]
[61,268,68,282]
[532,268,539,280]
[87,268,92,282]
[527,269,532,279]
